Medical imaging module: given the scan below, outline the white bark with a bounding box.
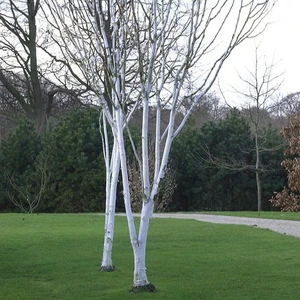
[100,126,120,270]
[134,200,154,287]
[116,108,138,245]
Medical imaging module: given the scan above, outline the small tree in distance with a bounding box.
[270,114,300,212]
[5,153,49,213]
[232,46,283,211]
[0,119,44,212]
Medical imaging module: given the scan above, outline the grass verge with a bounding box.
[1,213,300,299]
[196,211,300,221]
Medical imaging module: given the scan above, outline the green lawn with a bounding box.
[196,211,300,221]
[1,213,300,299]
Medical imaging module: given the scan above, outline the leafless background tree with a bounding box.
[231,46,283,211]
[0,0,91,133]
[5,153,49,213]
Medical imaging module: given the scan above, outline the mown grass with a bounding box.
[1,213,300,299]
[197,211,300,221]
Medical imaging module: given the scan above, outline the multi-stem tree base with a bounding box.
[131,283,156,293]
[99,265,115,272]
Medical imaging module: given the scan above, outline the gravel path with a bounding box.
[151,213,300,238]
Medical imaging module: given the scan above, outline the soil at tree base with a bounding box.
[99,265,115,272]
[131,283,156,293]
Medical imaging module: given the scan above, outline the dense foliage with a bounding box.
[0,107,287,213]
[170,109,286,211]
[39,108,106,212]
[0,119,40,212]
[0,109,107,212]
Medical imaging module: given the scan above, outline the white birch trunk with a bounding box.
[133,199,154,288]
[116,109,137,240]
[100,141,120,271]
[115,105,155,289]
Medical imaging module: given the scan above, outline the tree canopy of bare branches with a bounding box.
[0,0,92,132]
[43,0,276,291]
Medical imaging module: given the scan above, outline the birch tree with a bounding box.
[46,0,275,291]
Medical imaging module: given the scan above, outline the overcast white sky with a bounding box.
[217,0,300,106]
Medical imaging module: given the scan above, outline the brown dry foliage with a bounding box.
[270,114,300,211]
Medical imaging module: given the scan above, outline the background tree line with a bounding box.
[0,0,295,214]
[0,94,291,213]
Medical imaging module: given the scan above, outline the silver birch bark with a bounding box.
[99,113,120,271]
[46,0,275,291]
[43,0,124,271]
